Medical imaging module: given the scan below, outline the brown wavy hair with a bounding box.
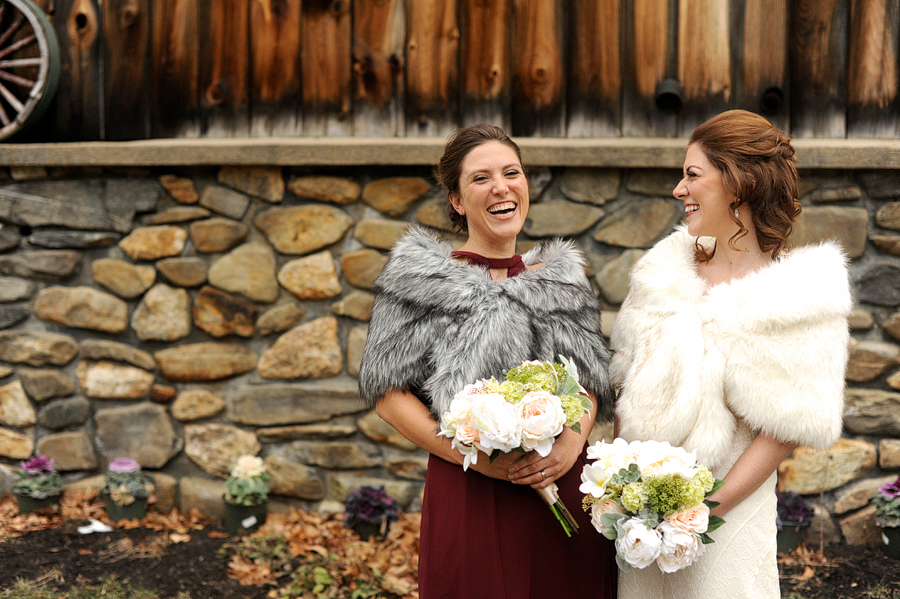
[689,109,801,261]
[435,123,523,234]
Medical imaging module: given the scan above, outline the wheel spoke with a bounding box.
[0,33,36,60]
[0,5,7,27]
[0,79,24,112]
[0,68,34,88]
[0,14,23,49]
[0,97,10,126]
[0,57,41,68]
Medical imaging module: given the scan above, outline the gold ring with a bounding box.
[540,470,546,481]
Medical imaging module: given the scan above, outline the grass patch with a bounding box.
[0,576,188,599]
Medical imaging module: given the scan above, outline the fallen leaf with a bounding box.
[169,533,191,544]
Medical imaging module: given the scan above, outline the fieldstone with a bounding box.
[0,306,29,329]
[805,185,863,203]
[0,250,81,279]
[256,423,356,442]
[178,476,226,518]
[34,286,128,333]
[150,384,177,403]
[258,316,343,380]
[184,423,260,478]
[0,223,19,251]
[859,264,900,307]
[265,454,326,500]
[37,396,91,430]
[151,472,178,513]
[362,177,431,217]
[155,342,257,382]
[877,202,900,230]
[597,249,645,304]
[0,464,12,497]
[627,169,682,196]
[288,175,360,205]
[278,251,342,301]
[778,438,877,494]
[171,389,226,421]
[859,171,900,199]
[807,503,842,546]
[199,184,250,219]
[0,427,32,458]
[207,242,279,303]
[790,206,868,259]
[880,439,900,469]
[36,431,97,471]
[228,379,367,426]
[354,219,410,250]
[0,276,34,302]
[92,258,156,298]
[0,380,35,428]
[833,475,899,514]
[0,331,78,366]
[871,235,900,256]
[28,230,120,249]
[357,410,417,451]
[218,166,284,202]
[79,339,156,371]
[256,303,305,335]
[254,205,354,255]
[848,309,874,330]
[844,388,900,436]
[529,166,553,199]
[560,168,620,205]
[331,291,374,322]
[156,256,207,287]
[524,200,604,238]
[593,199,681,248]
[347,326,367,377]
[415,198,454,232]
[329,474,419,508]
[160,174,199,204]
[839,505,882,546]
[131,284,192,341]
[341,249,387,290]
[76,360,154,399]
[95,402,180,468]
[0,364,13,378]
[141,206,211,225]
[846,339,900,382]
[107,178,160,215]
[192,285,257,337]
[18,367,77,402]
[189,217,248,253]
[119,226,187,261]
[290,440,382,469]
[386,455,429,481]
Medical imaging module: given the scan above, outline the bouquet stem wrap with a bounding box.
[536,483,579,537]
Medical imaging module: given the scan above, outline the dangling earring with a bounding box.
[733,207,740,218]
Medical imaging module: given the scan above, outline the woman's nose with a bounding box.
[673,178,687,199]
[493,179,508,195]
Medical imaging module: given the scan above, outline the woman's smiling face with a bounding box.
[674,143,736,238]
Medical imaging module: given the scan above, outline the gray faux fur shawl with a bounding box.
[358,227,614,422]
[611,225,852,469]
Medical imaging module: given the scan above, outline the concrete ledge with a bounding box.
[1,137,900,169]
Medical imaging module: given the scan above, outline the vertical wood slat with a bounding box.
[103,0,150,140]
[300,0,353,136]
[567,0,621,137]
[460,0,511,129]
[53,0,102,140]
[150,0,200,138]
[790,0,847,138]
[200,0,251,137]
[677,0,731,135]
[511,0,565,137]
[735,0,788,132]
[405,0,459,137]
[847,0,900,138]
[250,0,302,137]
[352,0,405,136]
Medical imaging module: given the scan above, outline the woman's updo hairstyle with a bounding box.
[690,109,801,260]
[436,123,523,234]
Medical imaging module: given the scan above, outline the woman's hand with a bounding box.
[507,426,586,489]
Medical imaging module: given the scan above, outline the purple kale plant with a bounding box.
[775,491,814,530]
[344,485,399,528]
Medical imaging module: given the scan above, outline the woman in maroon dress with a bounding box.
[358,123,617,598]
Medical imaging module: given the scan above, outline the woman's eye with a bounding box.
[505,170,520,177]
[473,175,488,183]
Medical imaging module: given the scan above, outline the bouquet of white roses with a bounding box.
[438,356,593,536]
[580,438,725,572]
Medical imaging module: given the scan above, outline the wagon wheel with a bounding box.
[0,0,59,141]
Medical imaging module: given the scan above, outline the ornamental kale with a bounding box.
[344,485,399,528]
[874,475,900,528]
[775,491,814,530]
[224,455,271,506]
[104,457,155,506]
[14,455,64,499]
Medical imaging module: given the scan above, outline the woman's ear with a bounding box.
[449,192,465,215]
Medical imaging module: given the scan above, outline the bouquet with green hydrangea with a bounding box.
[874,476,900,528]
[105,458,155,507]
[14,455,64,499]
[224,455,270,506]
[438,356,593,537]
[580,438,725,573]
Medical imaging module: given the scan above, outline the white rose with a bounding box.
[580,461,614,498]
[515,391,566,457]
[585,438,638,477]
[589,499,624,534]
[470,393,522,454]
[231,454,266,479]
[657,520,704,573]
[616,517,662,569]
[635,440,700,479]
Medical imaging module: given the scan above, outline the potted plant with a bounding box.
[776,490,814,553]
[223,454,270,536]
[13,455,64,514]
[874,475,900,560]
[344,485,399,541]
[103,457,155,522]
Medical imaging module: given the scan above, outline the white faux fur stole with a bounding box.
[358,227,614,421]
[611,225,852,469]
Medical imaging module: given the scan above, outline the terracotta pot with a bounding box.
[224,499,267,536]
[882,526,900,560]
[102,492,148,522]
[15,493,60,514]
[776,524,807,554]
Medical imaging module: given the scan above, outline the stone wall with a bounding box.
[0,163,898,545]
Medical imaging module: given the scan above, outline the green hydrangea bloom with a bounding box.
[621,482,648,513]
[645,474,703,518]
[505,362,565,393]
[694,466,715,494]
[559,394,585,427]
[497,380,526,404]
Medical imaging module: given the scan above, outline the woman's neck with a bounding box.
[457,236,517,259]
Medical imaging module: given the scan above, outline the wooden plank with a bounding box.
[250,0,302,137]
[677,0,731,134]
[622,0,678,137]
[511,0,565,137]
[735,0,788,131]
[150,0,201,138]
[567,0,621,137]
[790,0,847,137]
[300,0,353,136]
[405,0,459,137]
[460,0,511,129]
[199,0,251,137]
[352,0,405,136]
[847,0,900,138]
[103,0,150,140]
[53,0,102,140]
